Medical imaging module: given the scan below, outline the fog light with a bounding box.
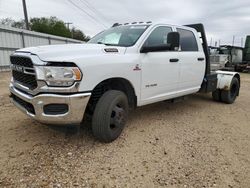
[43,104,69,115]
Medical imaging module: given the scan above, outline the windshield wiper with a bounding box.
[97,42,114,46]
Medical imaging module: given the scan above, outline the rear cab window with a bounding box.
[176,28,198,51]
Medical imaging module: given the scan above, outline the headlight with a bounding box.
[36,66,82,87]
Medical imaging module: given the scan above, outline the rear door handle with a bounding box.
[170,58,179,63]
[198,57,205,61]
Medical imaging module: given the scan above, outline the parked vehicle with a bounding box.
[243,36,250,72]
[209,46,229,71]
[243,36,250,62]
[9,23,241,142]
[209,45,244,71]
[210,36,250,72]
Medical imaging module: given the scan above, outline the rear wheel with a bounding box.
[92,90,129,143]
[221,77,240,104]
[212,89,221,102]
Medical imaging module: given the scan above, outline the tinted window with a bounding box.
[177,28,198,51]
[144,26,172,46]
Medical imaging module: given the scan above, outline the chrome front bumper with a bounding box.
[9,84,91,125]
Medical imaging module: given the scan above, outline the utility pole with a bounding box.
[232,35,235,46]
[22,0,29,30]
[241,37,244,47]
[65,22,73,38]
[65,22,73,30]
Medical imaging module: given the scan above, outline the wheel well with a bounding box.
[233,74,240,96]
[234,74,240,88]
[86,78,137,115]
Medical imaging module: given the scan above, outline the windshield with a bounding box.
[219,48,230,55]
[88,25,149,47]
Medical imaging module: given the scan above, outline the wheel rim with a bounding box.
[110,104,126,131]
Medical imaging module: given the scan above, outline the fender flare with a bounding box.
[216,70,240,90]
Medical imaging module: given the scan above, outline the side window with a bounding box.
[144,26,172,46]
[177,28,198,51]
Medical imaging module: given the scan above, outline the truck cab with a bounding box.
[9,23,240,142]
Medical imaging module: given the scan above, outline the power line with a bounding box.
[79,0,110,25]
[79,0,109,26]
[67,0,107,29]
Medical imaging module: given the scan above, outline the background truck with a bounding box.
[209,45,244,71]
[243,35,250,72]
[9,23,240,142]
[209,36,250,72]
[209,46,230,71]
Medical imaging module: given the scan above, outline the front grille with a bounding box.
[12,70,37,90]
[10,56,33,67]
[210,56,220,63]
[10,55,38,90]
[11,94,35,115]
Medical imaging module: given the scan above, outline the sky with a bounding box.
[0,0,250,47]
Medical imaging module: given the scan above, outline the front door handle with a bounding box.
[170,58,179,63]
[198,57,205,61]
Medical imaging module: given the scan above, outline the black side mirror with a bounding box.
[167,32,180,51]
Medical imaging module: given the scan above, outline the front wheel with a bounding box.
[92,90,129,143]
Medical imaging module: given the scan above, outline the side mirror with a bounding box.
[167,32,180,51]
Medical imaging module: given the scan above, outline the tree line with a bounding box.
[0,17,90,42]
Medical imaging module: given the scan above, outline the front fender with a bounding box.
[77,60,141,98]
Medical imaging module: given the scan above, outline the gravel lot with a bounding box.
[0,71,250,188]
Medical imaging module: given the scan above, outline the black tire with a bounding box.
[221,77,240,104]
[92,90,129,143]
[212,89,221,102]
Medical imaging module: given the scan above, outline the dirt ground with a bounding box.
[0,72,250,188]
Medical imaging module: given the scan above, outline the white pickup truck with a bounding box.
[9,23,240,142]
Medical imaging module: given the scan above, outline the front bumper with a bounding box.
[9,84,91,125]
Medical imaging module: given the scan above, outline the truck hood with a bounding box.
[16,43,127,62]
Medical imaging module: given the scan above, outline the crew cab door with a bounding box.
[139,26,180,105]
[176,28,205,92]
